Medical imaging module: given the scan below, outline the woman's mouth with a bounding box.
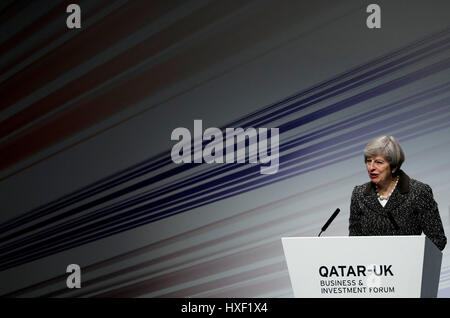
[369,173,378,179]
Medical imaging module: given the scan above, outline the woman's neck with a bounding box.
[377,176,394,193]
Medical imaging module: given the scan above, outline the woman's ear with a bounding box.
[392,167,397,174]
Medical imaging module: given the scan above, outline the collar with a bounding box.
[363,169,410,196]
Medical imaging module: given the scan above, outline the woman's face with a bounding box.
[365,154,395,184]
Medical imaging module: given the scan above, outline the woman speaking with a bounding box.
[349,136,447,251]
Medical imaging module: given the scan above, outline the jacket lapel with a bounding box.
[383,170,410,212]
[382,187,404,212]
[362,182,385,215]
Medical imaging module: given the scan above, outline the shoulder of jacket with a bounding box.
[352,183,369,195]
[409,178,428,188]
[409,178,432,194]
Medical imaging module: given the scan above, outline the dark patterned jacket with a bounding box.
[349,170,447,251]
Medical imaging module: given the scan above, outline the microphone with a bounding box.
[318,208,340,237]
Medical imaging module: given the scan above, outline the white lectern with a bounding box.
[282,236,442,298]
